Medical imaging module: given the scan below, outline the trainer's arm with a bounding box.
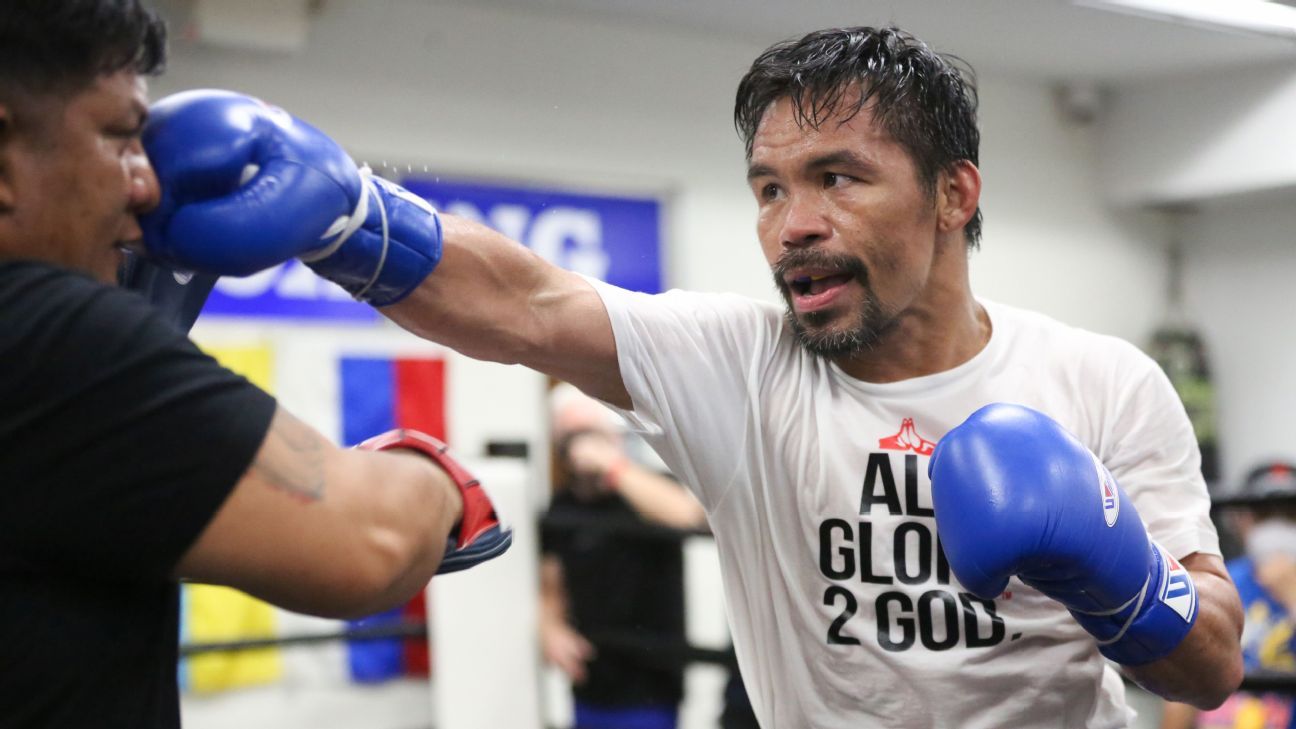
[539,555,594,683]
[607,463,707,532]
[174,407,463,619]
[383,215,632,408]
[1125,552,1244,709]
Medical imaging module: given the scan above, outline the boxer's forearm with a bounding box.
[1125,554,1244,709]
[383,214,631,407]
[382,214,567,361]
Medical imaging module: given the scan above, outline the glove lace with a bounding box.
[1080,573,1150,647]
[349,169,391,303]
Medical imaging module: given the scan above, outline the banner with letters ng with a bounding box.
[201,176,664,321]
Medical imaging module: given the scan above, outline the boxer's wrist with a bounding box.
[1070,540,1199,665]
[303,173,443,306]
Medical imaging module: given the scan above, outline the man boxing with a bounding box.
[140,25,1243,728]
[0,3,508,727]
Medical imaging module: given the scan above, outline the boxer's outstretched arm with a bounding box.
[383,214,632,409]
[1124,553,1244,709]
[175,407,464,619]
[142,91,627,405]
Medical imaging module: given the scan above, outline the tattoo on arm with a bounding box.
[253,409,327,502]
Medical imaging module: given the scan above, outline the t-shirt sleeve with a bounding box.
[0,264,277,581]
[587,278,778,509]
[1100,343,1220,560]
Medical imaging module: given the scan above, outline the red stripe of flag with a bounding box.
[393,356,445,678]
[395,358,446,440]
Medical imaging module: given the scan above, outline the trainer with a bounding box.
[0,2,508,727]
[139,25,1244,729]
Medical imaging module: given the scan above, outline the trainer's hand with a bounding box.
[357,429,512,574]
[540,620,596,684]
[566,432,626,481]
[930,403,1199,665]
[141,89,442,305]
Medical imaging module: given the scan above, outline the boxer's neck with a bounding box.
[832,247,989,384]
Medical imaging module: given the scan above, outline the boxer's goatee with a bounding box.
[771,251,890,358]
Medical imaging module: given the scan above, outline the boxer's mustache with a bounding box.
[771,250,869,294]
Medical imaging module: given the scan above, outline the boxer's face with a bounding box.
[748,95,944,358]
[0,71,159,283]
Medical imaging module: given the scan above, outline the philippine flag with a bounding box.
[179,337,450,693]
[339,355,446,682]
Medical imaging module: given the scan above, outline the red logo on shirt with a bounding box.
[878,418,936,456]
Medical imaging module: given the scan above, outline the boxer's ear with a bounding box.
[935,160,980,240]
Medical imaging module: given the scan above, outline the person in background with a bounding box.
[544,383,761,729]
[539,384,700,729]
[1162,462,1296,729]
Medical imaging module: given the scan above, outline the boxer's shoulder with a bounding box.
[984,298,1155,374]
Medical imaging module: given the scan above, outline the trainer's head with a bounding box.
[0,0,166,283]
[550,382,627,499]
[735,27,983,360]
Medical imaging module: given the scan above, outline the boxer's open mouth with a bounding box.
[785,269,855,313]
[788,271,853,296]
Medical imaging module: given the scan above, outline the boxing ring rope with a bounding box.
[179,506,1296,699]
[179,618,430,657]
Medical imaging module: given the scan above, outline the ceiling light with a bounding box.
[1075,0,1296,41]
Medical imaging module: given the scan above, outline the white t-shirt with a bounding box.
[590,281,1219,729]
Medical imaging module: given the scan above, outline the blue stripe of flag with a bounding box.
[340,357,395,447]
[339,356,404,683]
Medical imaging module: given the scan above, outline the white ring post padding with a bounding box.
[430,457,542,729]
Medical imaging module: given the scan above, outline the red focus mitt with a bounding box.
[357,429,512,574]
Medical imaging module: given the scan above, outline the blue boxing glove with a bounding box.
[929,403,1199,665]
[140,89,441,306]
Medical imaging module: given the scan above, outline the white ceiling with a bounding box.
[449,0,1296,84]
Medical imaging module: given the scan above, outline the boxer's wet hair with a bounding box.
[735,26,983,248]
[0,0,166,105]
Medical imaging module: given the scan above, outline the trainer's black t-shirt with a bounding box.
[0,261,276,728]
[541,488,686,709]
